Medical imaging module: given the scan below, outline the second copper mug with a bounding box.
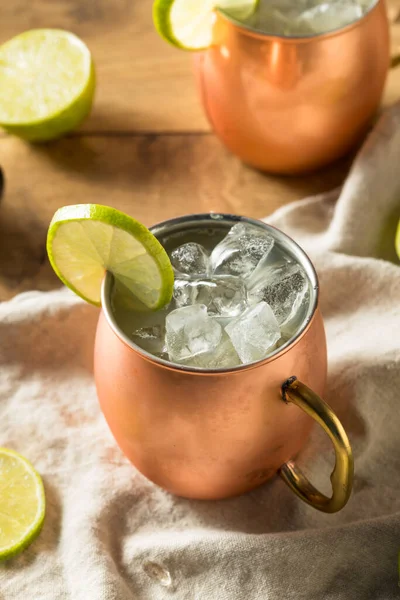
[193,0,389,173]
[94,214,354,513]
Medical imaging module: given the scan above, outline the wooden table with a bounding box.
[1,0,400,300]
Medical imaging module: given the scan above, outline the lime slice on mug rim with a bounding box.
[153,0,259,51]
[46,204,174,309]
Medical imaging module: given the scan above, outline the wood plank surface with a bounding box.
[0,0,209,133]
[0,0,400,300]
[0,135,350,300]
[0,0,399,134]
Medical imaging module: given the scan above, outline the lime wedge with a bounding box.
[153,0,259,50]
[396,219,400,261]
[0,29,95,141]
[0,448,45,561]
[47,204,174,309]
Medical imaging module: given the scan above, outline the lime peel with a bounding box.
[0,29,95,141]
[47,204,174,309]
[0,448,46,561]
[153,0,259,51]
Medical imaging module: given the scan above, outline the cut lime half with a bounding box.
[396,218,400,261]
[0,29,95,141]
[0,448,46,561]
[153,0,259,50]
[47,204,174,309]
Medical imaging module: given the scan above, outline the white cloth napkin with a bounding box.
[1,103,400,600]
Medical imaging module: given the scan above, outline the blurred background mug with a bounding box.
[193,0,389,174]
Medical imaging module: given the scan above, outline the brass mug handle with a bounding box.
[279,377,354,513]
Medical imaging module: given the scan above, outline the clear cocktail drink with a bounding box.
[112,218,310,369]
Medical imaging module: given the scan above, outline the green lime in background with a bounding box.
[153,0,259,50]
[0,29,95,141]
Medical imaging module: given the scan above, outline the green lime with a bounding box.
[396,219,400,261]
[46,204,174,309]
[0,29,95,141]
[0,448,46,561]
[153,0,259,51]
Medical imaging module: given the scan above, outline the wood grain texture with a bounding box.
[0,0,399,133]
[0,0,399,299]
[0,0,209,133]
[0,135,350,299]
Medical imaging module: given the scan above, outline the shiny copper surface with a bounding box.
[193,0,389,173]
[94,307,327,500]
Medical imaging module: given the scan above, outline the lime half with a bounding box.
[0,448,46,561]
[396,219,400,261]
[0,29,95,141]
[153,0,259,50]
[47,204,174,309]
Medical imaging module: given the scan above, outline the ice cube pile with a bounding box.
[242,0,373,37]
[131,223,309,369]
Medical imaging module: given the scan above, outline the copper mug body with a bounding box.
[193,0,389,174]
[94,215,353,513]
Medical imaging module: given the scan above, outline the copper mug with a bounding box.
[94,214,353,513]
[193,0,389,173]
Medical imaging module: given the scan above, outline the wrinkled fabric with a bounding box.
[1,103,400,599]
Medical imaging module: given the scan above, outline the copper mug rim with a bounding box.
[101,213,319,376]
[215,0,380,43]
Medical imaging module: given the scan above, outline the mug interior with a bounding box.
[216,0,380,42]
[101,213,319,373]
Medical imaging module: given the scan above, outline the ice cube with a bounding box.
[132,325,166,355]
[225,302,281,364]
[293,1,363,35]
[183,333,241,369]
[170,243,210,276]
[247,262,308,327]
[211,223,274,277]
[196,276,248,317]
[166,305,222,363]
[173,275,247,317]
[173,278,195,308]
